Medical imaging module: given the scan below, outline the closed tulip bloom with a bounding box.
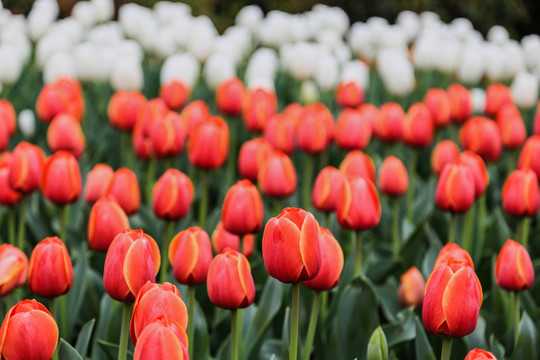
[83,163,114,204]
[41,150,82,205]
[397,267,425,308]
[335,80,365,108]
[534,101,540,135]
[0,100,16,135]
[36,77,85,123]
[296,104,333,154]
[435,163,475,213]
[0,155,21,206]
[168,227,213,285]
[502,168,540,217]
[459,117,502,162]
[447,83,472,123]
[301,228,343,292]
[423,258,482,338]
[181,100,211,136]
[216,77,245,116]
[377,155,409,197]
[132,99,170,159]
[134,317,189,360]
[496,104,526,149]
[207,248,256,309]
[88,196,130,252]
[264,113,296,154]
[258,151,297,199]
[465,349,497,360]
[153,169,194,221]
[130,281,188,344]
[150,112,186,158]
[0,244,28,297]
[495,239,534,291]
[28,236,73,297]
[404,103,434,148]
[211,222,254,259]
[311,166,347,213]
[47,113,86,158]
[103,229,161,302]
[358,104,380,137]
[108,91,147,131]
[222,179,263,235]
[283,103,303,125]
[9,141,46,194]
[160,80,191,111]
[0,112,11,152]
[337,176,381,231]
[459,151,489,198]
[518,135,540,179]
[105,167,141,215]
[423,88,452,128]
[0,299,58,360]
[238,137,274,182]
[242,88,278,132]
[335,108,372,150]
[376,102,405,143]
[188,116,229,170]
[339,150,376,182]
[485,83,513,116]
[431,140,460,176]
[433,243,474,270]
[262,207,321,283]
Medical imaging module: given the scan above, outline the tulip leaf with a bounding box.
[96,339,134,359]
[375,281,401,322]
[58,338,83,360]
[193,301,211,360]
[381,308,416,347]
[281,306,290,360]
[66,245,89,340]
[414,315,436,360]
[512,311,537,360]
[464,314,487,351]
[259,339,283,360]
[75,318,96,358]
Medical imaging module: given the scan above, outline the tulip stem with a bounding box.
[290,283,300,360]
[199,170,209,229]
[474,194,486,264]
[406,150,417,222]
[226,117,238,189]
[160,221,174,283]
[514,291,520,349]
[461,204,475,254]
[320,291,328,325]
[273,199,283,217]
[324,212,330,229]
[517,217,530,248]
[59,205,67,244]
[49,298,56,323]
[16,195,27,252]
[188,285,195,360]
[303,291,321,360]
[354,231,363,277]
[60,295,68,340]
[121,132,136,170]
[392,198,400,259]
[8,209,15,246]
[440,338,452,360]
[145,157,156,206]
[237,309,243,360]
[302,154,315,211]
[231,308,238,360]
[118,302,131,360]
[448,213,456,244]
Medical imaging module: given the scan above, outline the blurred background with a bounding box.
[3,0,538,39]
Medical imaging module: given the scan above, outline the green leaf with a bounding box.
[96,339,134,359]
[512,311,537,360]
[414,316,436,360]
[281,307,290,360]
[66,246,88,337]
[381,308,416,347]
[464,315,487,351]
[260,339,283,360]
[375,282,401,323]
[193,301,211,360]
[74,318,96,357]
[58,338,83,360]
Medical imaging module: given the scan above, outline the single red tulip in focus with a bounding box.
[459,117,502,162]
[207,248,256,309]
[160,80,191,111]
[108,91,147,132]
[517,135,540,179]
[152,169,194,221]
[262,207,321,283]
[502,168,540,218]
[28,236,73,298]
[433,243,474,270]
[311,166,347,213]
[496,104,526,149]
[211,222,254,259]
[458,151,489,199]
[181,100,211,136]
[133,317,189,360]
[423,88,451,128]
[377,156,409,197]
[105,167,141,215]
[447,83,472,123]
[264,113,296,154]
[242,88,278,133]
[485,83,513,116]
[335,80,365,108]
[465,348,497,360]
[103,229,161,302]
[0,299,58,360]
[422,258,482,338]
[216,77,245,116]
[397,267,425,308]
[336,176,381,231]
[47,113,86,158]
[9,141,46,194]
[0,244,28,297]
[335,108,372,151]
[41,150,82,205]
[83,163,114,204]
[495,239,535,291]
[403,103,434,148]
[36,77,85,122]
[258,151,297,199]
[88,196,130,252]
[431,140,460,176]
[0,154,21,206]
[237,137,274,182]
[222,179,263,235]
[168,227,213,285]
[188,116,229,170]
[376,102,405,143]
[435,163,475,214]
[339,150,376,182]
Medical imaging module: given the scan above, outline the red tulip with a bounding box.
[459,116,502,162]
[282,103,303,125]
[150,111,186,158]
[168,227,213,285]
[433,243,474,270]
[296,103,333,154]
[377,155,409,197]
[464,349,497,360]
[423,88,451,128]
[103,229,161,302]
[152,169,194,221]
[376,102,404,143]
[0,154,21,206]
[397,267,425,308]
[495,239,534,291]
[262,207,321,283]
[458,151,489,198]
[0,99,16,135]
[9,141,46,194]
[207,248,256,309]
[358,103,380,137]
[485,83,513,116]
[222,179,263,235]
[211,221,254,259]
[0,299,58,360]
[88,196,130,252]
[447,83,472,124]
[264,113,296,154]
[518,135,540,179]
[83,163,114,204]
[108,91,147,132]
[28,236,73,297]
[0,244,28,296]
[258,151,297,199]
[336,176,381,231]
[188,116,229,170]
[105,167,141,215]
[335,108,371,151]
[41,150,82,205]
[134,317,189,360]
[431,140,460,176]
[160,80,190,111]
[496,104,526,149]
[132,99,170,159]
[502,168,539,217]
[36,77,85,122]
[435,163,475,214]
[311,166,347,213]
[216,77,245,116]
[404,103,434,148]
[335,80,364,108]
[242,88,278,132]
[534,100,540,135]
[47,113,86,158]
[339,150,375,182]
[422,258,482,338]
[181,100,211,136]
[237,137,274,182]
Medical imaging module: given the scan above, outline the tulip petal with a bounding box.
[124,239,157,298]
[299,213,321,281]
[422,266,453,336]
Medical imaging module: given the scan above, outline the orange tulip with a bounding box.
[496,104,526,149]
[431,140,460,176]
[0,99,16,135]
[168,227,213,285]
[181,100,211,136]
[485,83,513,116]
[264,113,296,154]
[335,80,364,108]
[47,113,86,158]
[134,317,189,360]
[433,243,474,270]
[296,103,334,154]
[335,108,371,151]
[339,150,375,182]
[458,151,489,198]
[149,111,186,158]
[41,150,82,205]
[262,207,321,283]
[464,349,497,360]
[423,88,451,128]
[422,258,482,338]
[88,196,130,252]
[237,137,274,182]
[435,163,475,214]
[36,77,85,122]
[377,155,409,197]
[336,176,381,231]
[502,168,539,217]
[105,167,141,215]
[222,179,263,235]
[9,142,46,194]
[397,267,425,308]
[211,221,254,259]
[152,169,194,221]
[242,88,278,133]
[28,236,73,297]
[258,150,297,199]
[0,299,58,360]
[0,154,21,206]
[108,91,147,132]
[495,239,534,292]
[160,80,191,111]
[188,116,229,170]
[132,99,170,159]
[517,135,540,179]
[311,166,347,213]
[216,77,245,116]
[447,83,472,124]
[376,102,404,143]
[0,244,27,296]
[459,116,502,162]
[404,103,434,148]
[83,163,114,204]
[103,229,161,302]
[207,248,256,309]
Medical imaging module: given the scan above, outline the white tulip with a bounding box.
[0,43,23,84]
[223,26,252,61]
[310,4,349,35]
[246,47,278,83]
[285,42,318,80]
[1,28,31,63]
[314,53,339,91]
[153,26,178,58]
[396,10,420,43]
[93,45,116,81]
[380,25,408,51]
[116,40,144,63]
[49,18,83,45]
[419,11,440,29]
[87,22,123,46]
[257,11,291,47]
[333,43,352,64]
[110,56,143,91]
[92,0,114,22]
[27,0,59,41]
[18,109,36,138]
[289,14,311,43]
[171,14,193,49]
[36,33,72,68]
[458,42,485,85]
[378,50,415,96]
[501,41,525,81]
[341,60,369,89]
[160,52,200,88]
[136,11,159,53]
[185,16,217,61]
[449,18,473,41]
[119,4,150,39]
[470,88,486,114]
[72,1,98,29]
[204,52,236,89]
[154,1,191,25]
[235,5,263,35]
[511,71,538,109]
[74,42,98,82]
[437,38,461,74]
[522,34,540,70]
[43,52,77,84]
[246,77,275,92]
[413,35,439,70]
[487,25,509,45]
[366,17,389,45]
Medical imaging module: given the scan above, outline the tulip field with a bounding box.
[1,1,540,360]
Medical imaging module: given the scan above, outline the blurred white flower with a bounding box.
[185,16,217,61]
[522,34,540,70]
[487,25,509,45]
[110,56,143,91]
[419,11,441,29]
[92,0,114,23]
[222,26,252,62]
[378,50,415,96]
[36,32,75,68]
[314,52,339,91]
[49,18,84,45]
[347,22,374,58]
[119,3,150,39]
[160,52,200,88]
[501,41,525,80]
[413,35,439,70]
[154,1,191,25]
[366,17,389,45]
[213,36,243,66]
[203,52,236,89]
[257,11,291,47]
[396,10,420,43]
[1,27,31,63]
[309,4,349,35]
[27,0,59,41]
[116,40,144,62]
[300,80,319,104]
[171,14,193,50]
[333,43,352,64]
[153,26,178,58]
[437,38,461,74]
[87,22,123,46]
[0,43,24,84]
[18,109,36,138]
[458,42,485,85]
[449,18,473,41]
[93,45,116,81]
[246,77,275,92]
[74,42,98,82]
[245,47,278,84]
[136,10,159,53]
[235,5,263,35]
[282,42,319,80]
[72,1,98,29]
[341,60,369,89]
[511,71,539,109]
[380,25,408,51]
[43,52,77,84]
[470,88,486,114]
[288,15,311,43]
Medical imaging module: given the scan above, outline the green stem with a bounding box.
[448,213,456,244]
[302,154,315,211]
[474,194,487,264]
[16,195,27,252]
[165,156,175,171]
[303,292,321,360]
[514,291,520,349]
[188,286,195,360]
[520,217,530,248]
[121,132,136,170]
[49,298,56,323]
[392,198,400,259]
[406,150,417,222]
[440,338,452,360]
[145,157,157,206]
[507,150,515,176]
[354,231,362,277]
[237,308,243,360]
[118,302,131,360]
[8,209,15,246]
[273,198,283,217]
[160,221,174,283]
[59,205,67,244]
[199,170,209,229]
[461,204,475,254]
[226,117,238,189]
[231,308,238,360]
[59,295,68,340]
[320,291,328,325]
[290,283,300,360]
[324,212,330,229]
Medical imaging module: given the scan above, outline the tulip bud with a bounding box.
[36,77,85,123]
[152,169,194,221]
[168,227,213,285]
[212,221,254,258]
[134,317,189,360]
[41,150,82,205]
[88,196,130,252]
[335,80,365,108]
[105,167,141,215]
[9,141,46,194]
[435,163,475,214]
[28,236,73,297]
[377,155,409,197]
[242,88,278,132]
[0,300,58,360]
[376,102,404,143]
[0,155,21,206]
[496,104,526,149]
[447,83,472,123]
[47,113,86,158]
[495,239,534,292]
[397,267,425,308]
[262,207,321,283]
[296,103,333,154]
[238,137,274,182]
[458,151,489,198]
[301,228,343,291]
[423,258,482,338]
[358,104,380,137]
[149,111,186,158]
[464,349,497,360]
[337,176,381,231]
[188,116,229,170]
[264,113,296,154]
[132,99,170,159]
[339,150,376,182]
[431,140,460,176]
[0,244,28,296]
[311,166,347,213]
[459,117,502,162]
[258,150,297,198]
[103,229,161,302]
[404,103,434,148]
[485,83,513,116]
[207,248,256,309]
[130,282,188,344]
[366,326,388,360]
[181,100,211,136]
[423,88,451,128]
[83,163,114,204]
[222,179,263,235]
[518,135,540,179]
[502,168,540,217]
[216,77,245,116]
[434,243,474,270]
[160,80,190,111]
[0,100,16,136]
[335,108,371,151]
[108,91,147,132]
